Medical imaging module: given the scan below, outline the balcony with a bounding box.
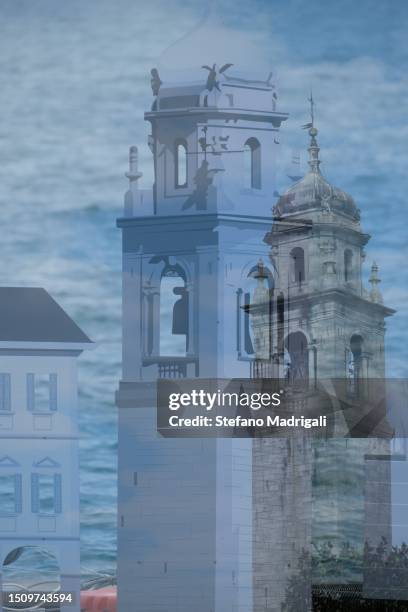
[143,356,198,379]
[250,359,274,379]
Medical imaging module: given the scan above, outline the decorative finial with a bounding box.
[369,262,383,304]
[126,146,143,183]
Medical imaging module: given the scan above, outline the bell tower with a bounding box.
[250,101,395,610]
[116,63,287,612]
[266,114,393,386]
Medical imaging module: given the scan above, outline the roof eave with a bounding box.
[0,341,95,352]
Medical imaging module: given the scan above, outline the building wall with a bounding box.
[117,383,253,612]
[0,351,80,612]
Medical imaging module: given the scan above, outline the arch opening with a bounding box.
[348,334,364,394]
[237,264,274,359]
[160,267,188,356]
[284,331,309,384]
[290,247,305,284]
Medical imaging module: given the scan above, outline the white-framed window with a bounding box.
[0,374,11,411]
[31,473,62,515]
[26,374,57,412]
[0,474,22,514]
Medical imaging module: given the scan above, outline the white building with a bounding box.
[0,287,91,612]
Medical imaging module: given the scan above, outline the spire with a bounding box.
[301,92,321,173]
[369,262,383,304]
[307,92,321,174]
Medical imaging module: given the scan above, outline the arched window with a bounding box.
[285,332,309,384]
[290,247,305,284]
[344,249,353,282]
[160,268,188,356]
[175,140,187,188]
[347,334,364,395]
[350,334,363,362]
[244,137,261,190]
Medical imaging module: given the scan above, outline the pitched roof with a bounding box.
[0,287,91,344]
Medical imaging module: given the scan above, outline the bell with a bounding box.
[172,287,189,335]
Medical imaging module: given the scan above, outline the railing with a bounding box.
[250,360,274,379]
[158,360,187,378]
[143,356,198,379]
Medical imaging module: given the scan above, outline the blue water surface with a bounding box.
[0,0,407,577]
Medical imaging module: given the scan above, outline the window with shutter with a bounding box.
[26,374,58,412]
[0,474,18,514]
[31,473,62,515]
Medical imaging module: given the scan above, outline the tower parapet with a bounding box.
[123,64,287,219]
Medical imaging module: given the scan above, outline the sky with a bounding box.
[3,0,404,373]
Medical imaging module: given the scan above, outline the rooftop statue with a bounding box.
[150,68,162,96]
[201,63,233,91]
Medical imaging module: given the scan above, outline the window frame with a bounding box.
[26,373,58,413]
[0,473,22,515]
[31,473,62,516]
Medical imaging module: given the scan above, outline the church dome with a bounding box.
[274,126,360,221]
